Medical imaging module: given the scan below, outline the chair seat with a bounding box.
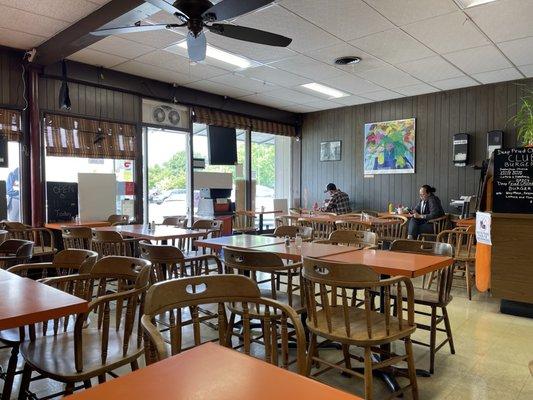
[0,328,22,344]
[229,289,305,315]
[389,286,452,306]
[20,328,142,382]
[33,246,56,256]
[307,306,415,345]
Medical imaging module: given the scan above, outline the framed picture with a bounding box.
[363,118,415,175]
[320,140,342,161]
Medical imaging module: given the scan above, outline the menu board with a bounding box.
[46,182,78,222]
[493,147,533,213]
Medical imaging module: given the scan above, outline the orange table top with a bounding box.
[0,277,88,330]
[195,234,285,251]
[95,225,206,241]
[318,249,453,278]
[45,221,111,230]
[67,343,362,400]
[257,242,363,262]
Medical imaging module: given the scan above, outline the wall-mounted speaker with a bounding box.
[487,130,503,159]
[453,133,469,167]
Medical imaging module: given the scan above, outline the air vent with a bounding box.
[334,56,361,65]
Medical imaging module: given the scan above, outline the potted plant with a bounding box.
[509,87,533,147]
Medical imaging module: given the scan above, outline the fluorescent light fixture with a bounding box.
[300,83,349,99]
[454,0,497,8]
[177,41,251,69]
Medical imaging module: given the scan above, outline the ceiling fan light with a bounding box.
[300,83,349,99]
[177,41,252,68]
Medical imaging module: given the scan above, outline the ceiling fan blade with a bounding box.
[91,24,173,36]
[145,0,189,19]
[202,0,273,21]
[187,31,207,62]
[208,24,292,47]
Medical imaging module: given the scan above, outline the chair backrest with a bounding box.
[3,223,56,255]
[141,274,306,374]
[302,257,415,342]
[61,226,93,250]
[107,214,130,224]
[429,214,449,234]
[372,216,407,240]
[361,210,379,217]
[437,229,475,260]
[191,219,216,230]
[161,216,188,228]
[0,229,8,244]
[326,230,377,248]
[288,207,301,215]
[7,249,98,277]
[297,218,334,240]
[0,239,34,267]
[233,211,256,230]
[92,230,134,257]
[139,241,185,282]
[335,219,369,232]
[273,225,313,239]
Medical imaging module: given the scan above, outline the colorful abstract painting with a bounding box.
[364,118,415,175]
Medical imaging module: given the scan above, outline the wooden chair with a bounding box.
[314,230,377,249]
[390,239,455,374]
[302,257,418,400]
[297,218,334,240]
[0,249,98,400]
[161,216,188,228]
[336,219,369,232]
[61,226,93,250]
[419,214,449,241]
[190,219,223,255]
[2,222,56,259]
[437,229,476,300]
[0,239,34,269]
[361,210,379,217]
[0,229,8,244]
[141,274,306,374]
[91,230,140,258]
[18,256,151,398]
[233,211,257,234]
[270,225,313,240]
[372,216,408,249]
[107,214,129,225]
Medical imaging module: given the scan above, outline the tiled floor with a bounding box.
[1,282,532,399]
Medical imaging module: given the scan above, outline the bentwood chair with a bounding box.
[0,239,34,269]
[314,230,378,249]
[61,226,93,250]
[18,256,151,398]
[372,215,408,249]
[161,216,188,228]
[91,230,140,258]
[390,239,455,374]
[142,274,306,374]
[419,214,449,241]
[2,222,56,259]
[302,257,418,400]
[0,249,98,400]
[189,219,223,255]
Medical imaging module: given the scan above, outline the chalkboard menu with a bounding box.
[493,147,533,213]
[46,182,78,222]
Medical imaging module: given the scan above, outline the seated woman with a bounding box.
[407,185,445,239]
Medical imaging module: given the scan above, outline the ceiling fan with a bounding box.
[91,0,292,62]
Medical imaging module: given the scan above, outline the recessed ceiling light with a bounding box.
[454,0,497,8]
[177,41,251,69]
[300,83,349,99]
[334,56,361,65]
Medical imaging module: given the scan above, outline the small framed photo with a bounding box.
[320,140,342,162]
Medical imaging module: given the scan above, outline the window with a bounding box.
[0,142,22,222]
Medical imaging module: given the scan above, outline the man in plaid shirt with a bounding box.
[322,183,352,214]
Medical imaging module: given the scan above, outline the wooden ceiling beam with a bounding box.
[34,0,157,65]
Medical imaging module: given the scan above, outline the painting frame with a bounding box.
[363,118,416,175]
[320,140,342,162]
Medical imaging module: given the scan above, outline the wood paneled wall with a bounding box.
[38,77,140,123]
[0,48,24,107]
[301,78,533,212]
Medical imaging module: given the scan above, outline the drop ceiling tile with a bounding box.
[269,55,346,80]
[471,67,523,84]
[355,66,422,88]
[0,0,106,23]
[233,4,342,53]
[283,104,320,113]
[444,45,512,74]
[185,80,253,98]
[209,73,278,94]
[397,56,463,82]
[136,50,192,71]
[68,48,128,68]
[431,76,478,90]
[304,43,389,73]
[334,95,372,106]
[0,27,45,49]
[498,36,533,66]
[262,87,319,103]
[518,64,533,77]
[118,29,184,49]
[466,0,533,43]
[395,83,441,97]
[403,11,489,53]
[318,73,383,95]
[350,29,435,64]
[238,94,298,109]
[88,36,155,59]
[279,0,393,41]
[145,9,180,24]
[112,60,196,85]
[302,99,345,111]
[363,89,404,101]
[240,66,311,88]
[0,5,70,37]
[364,0,459,26]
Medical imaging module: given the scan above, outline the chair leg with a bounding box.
[305,333,317,376]
[17,363,33,400]
[83,380,92,389]
[442,306,455,354]
[363,346,373,400]
[405,338,419,400]
[131,359,139,371]
[429,306,437,374]
[465,262,472,300]
[64,382,75,395]
[2,344,20,400]
[97,374,106,384]
[342,344,352,370]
